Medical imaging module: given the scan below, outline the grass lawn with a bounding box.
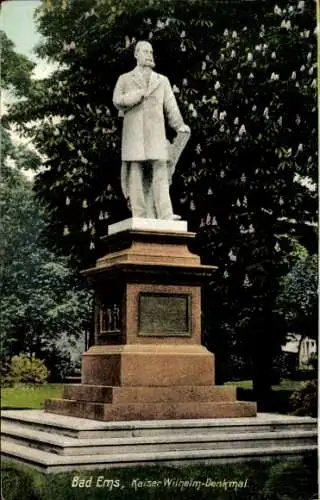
[225,379,304,391]
[1,454,317,500]
[1,384,63,410]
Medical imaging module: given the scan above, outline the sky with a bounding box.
[1,0,56,172]
[1,0,57,85]
[1,0,41,62]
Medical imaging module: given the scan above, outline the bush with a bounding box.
[5,353,49,386]
[290,380,318,417]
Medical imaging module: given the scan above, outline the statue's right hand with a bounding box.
[119,90,145,109]
[139,89,146,101]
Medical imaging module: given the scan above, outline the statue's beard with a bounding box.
[145,59,155,68]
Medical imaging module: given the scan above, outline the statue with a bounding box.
[113,41,190,220]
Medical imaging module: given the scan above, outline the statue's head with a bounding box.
[134,41,155,68]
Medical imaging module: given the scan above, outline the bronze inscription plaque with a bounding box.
[138,293,191,336]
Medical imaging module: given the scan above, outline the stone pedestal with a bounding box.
[45,219,256,420]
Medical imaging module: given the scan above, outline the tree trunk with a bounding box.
[297,333,304,371]
[252,345,273,411]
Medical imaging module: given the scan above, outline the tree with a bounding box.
[1,29,40,179]
[0,165,93,378]
[277,247,317,342]
[1,32,93,379]
[1,30,35,98]
[8,0,317,403]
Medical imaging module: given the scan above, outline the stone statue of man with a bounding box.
[113,41,190,220]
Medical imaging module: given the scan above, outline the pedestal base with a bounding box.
[45,399,256,421]
[46,345,258,421]
[45,384,256,421]
[81,344,215,386]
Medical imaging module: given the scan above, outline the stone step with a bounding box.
[1,410,316,439]
[1,421,316,456]
[63,384,237,404]
[2,440,317,473]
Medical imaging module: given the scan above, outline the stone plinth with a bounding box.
[108,217,188,235]
[45,223,257,420]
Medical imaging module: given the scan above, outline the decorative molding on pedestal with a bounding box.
[45,226,257,421]
[108,217,188,235]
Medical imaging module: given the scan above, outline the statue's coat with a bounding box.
[113,67,183,162]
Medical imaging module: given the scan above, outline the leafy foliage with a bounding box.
[7,0,318,399]
[1,28,42,179]
[0,166,93,377]
[290,379,318,417]
[4,353,49,386]
[277,251,317,339]
[1,30,35,98]
[1,32,93,377]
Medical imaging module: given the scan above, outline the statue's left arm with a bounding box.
[163,77,185,132]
